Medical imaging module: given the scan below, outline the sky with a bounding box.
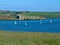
[0,0,60,11]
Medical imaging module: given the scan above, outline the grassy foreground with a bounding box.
[0,31,60,45]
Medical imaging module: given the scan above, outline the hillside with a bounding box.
[0,10,60,20]
[22,12,60,18]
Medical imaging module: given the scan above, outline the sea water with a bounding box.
[0,18,60,32]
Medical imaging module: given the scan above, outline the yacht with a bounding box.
[25,22,27,25]
[40,21,42,24]
[50,20,52,23]
[15,21,17,24]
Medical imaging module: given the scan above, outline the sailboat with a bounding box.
[50,20,52,23]
[15,21,17,24]
[40,21,42,24]
[25,22,27,25]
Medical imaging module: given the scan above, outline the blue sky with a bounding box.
[0,0,60,11]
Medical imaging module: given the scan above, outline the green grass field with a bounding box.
[0,31,60,45]
[22,12,60,18]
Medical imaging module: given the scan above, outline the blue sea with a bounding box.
[0,18,60,32]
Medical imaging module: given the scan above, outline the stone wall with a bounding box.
[16,14,46,20]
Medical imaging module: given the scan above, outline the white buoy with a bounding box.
[15,21,17,24]
[50,20,52,23]
[25,22,27,25]
[40,21,42,24]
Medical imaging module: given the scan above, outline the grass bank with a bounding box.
[0,31,60,45]
[22,12,60,18]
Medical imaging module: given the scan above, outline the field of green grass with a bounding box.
[0,31,60,45]
[22,12,60,18]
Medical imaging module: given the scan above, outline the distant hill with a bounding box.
[0,10,16,14]
[0,10,60,20]
[22,12,60,18]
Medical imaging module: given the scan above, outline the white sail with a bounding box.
[40,21,42,24]
[50,20,52,23]
[25,22,27,25]
[15,21,17,24]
